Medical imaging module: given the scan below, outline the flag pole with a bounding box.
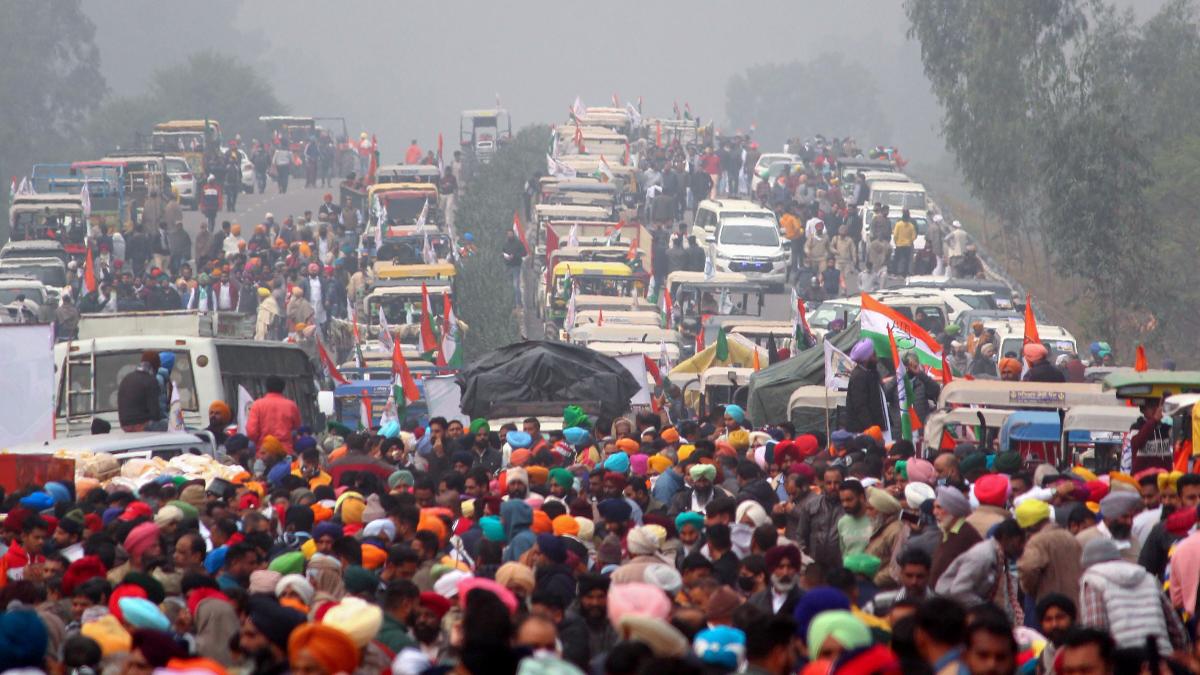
[824,384,831,452]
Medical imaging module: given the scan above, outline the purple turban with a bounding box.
[850,338,876,364]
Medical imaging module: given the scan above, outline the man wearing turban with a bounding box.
[930,486,983,586]
[668,463,732,517]
[844,338,887,433]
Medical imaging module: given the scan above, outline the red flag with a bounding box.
[941,354,954,385]
[598,309,604,326]
[655,121,662,148]
[1135,344,1148,372]
[1023,294,1041,346]
[626,236,638,261]
[419,283,438,355]
[753,349,761,372]
[84,246,97,294]
[941,429,957,451]
[650,394,662,413]
[573,120,585,153]
[661,285,673,328]
[624,141,631,166]
[316,337,349,385]
[512,210,529,254]
[437,133,443,161]
[644,355,662,386]
[612,92,619,106]
[392,338,420,403]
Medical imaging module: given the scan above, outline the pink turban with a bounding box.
[1023,343,1049,362]
[458,576,518,615]
[123,522,160,560]
[607,582,671,628]
[906,458,935,486]
[630,454,649,476]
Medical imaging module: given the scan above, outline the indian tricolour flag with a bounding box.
[438,294,462,369]
[859,293,943,377]
[888,325,923,443]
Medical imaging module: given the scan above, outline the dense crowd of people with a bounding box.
[5,363,1199,675]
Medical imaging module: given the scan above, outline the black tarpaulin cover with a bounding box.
[456,340,641,419]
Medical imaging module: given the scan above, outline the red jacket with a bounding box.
[246,392,302,452]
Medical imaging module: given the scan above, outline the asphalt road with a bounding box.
[179,182,332,244]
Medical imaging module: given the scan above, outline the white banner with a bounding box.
[423,375,469,425]
[823,340,855,391]
[0,325,54,447]
[237,385,254,435]
[615,354,652,407]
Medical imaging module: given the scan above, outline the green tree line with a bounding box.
[906,0,1200,362]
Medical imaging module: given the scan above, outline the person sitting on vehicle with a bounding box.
[1022,343,1065,383]
[954,244,984,278]
[246,375,302,453]
[117,350,163,432]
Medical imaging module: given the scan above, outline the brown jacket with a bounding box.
[931,519,982,587]
[966,504,1009,539]
[1017,522,1082,602]
[866,517,904,588]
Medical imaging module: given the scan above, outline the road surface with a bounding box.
[179,183,332,245]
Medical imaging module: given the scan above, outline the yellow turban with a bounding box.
[727,429,750,452]
[81,615,131,656]
[1071,466,1098,482]
[678,445,696,461]
[648,455,673,475]
[340,497,366,525]
[1015,499,1051,529]
[1159,471,1184,493]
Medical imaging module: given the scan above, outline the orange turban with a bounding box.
[552,515,580,536]
[661,428,680,444]
[998,358,1022,378]
[527,466,549,486]
[417,513,447,545]
[510,449,532,467]
[311,503,333,523]
[208,401,231,426]
[616,438,640,454]
[531,510,553,534]
[864,426,884,443]
[361,544,386,570]
[288,624,359,675]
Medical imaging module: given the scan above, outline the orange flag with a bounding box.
[84,247,97,294]
[1023,294,1041,346]
[752,349,761,372]
[1134,344,1148,372]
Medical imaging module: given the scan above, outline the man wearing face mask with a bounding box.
[929,486,982,587]
[747,544,804,616]
[1076,490,1142,563]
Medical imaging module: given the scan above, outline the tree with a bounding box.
[905,0,1088,231]
[146,51,284,142]
[0,0,105,231]
[453,125,550,358]
[725,53,890,151]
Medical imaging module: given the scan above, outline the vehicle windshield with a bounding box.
[1,241,71,262]
[677,288,764,317]
[0,288,43,304]
[875,190,926,210]
[165,158,190,174]
[557,276,636,297]
[809,303,860,328]
[60,349,197,416]
[1000,338,1076,360]
[954,293,997,310]
[0,264,66,287]
[152,133,205,152]
[766,162,798,179]
[383,196,431,224]
[369,294,446,325]
[719,224,780,246]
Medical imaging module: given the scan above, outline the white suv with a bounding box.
[694,200,787,285]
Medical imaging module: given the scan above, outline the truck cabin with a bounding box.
[460,109,512,159]
[7,198,86,247]
[259,116,317,149]
[376,233,453,266]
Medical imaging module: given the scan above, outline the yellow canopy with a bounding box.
[669,333,765,379]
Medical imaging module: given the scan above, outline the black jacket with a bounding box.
[845,364,887,433]
[117,367,162,427]
[1023,360,1066,383]
[502,237,525,268]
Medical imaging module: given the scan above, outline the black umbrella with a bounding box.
[456,340,642,419]
[766,333,780,365]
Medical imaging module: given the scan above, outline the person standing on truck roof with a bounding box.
[117,350,164,432]
[246,375,302,453]
[405,139,423,165]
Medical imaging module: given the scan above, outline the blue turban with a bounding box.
[563,427,589,447]
[675,511,704,533]
[118,597,171,631]
[479,515,506,542]
[19,492,54,512]
[723,404,745,424]
[44,482,71,505]
[603,451,631,474]
[0,610,48,670]
[267,460,292,487]
[102,506,123,526]
[535,533,567,564]
[295,436,318,453]
[694,626,747,669]
[506,431,532,449]
[379,419,400,438]
[792,586,851,640]
[313,522,342,541]
[597,498,632,523]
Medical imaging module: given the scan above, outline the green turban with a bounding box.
[549,467,574,490]
[469,418,490,435]
[268,551,305,575]
[343,565,379,595]
[689,464,717,481]
[563,405,589,430]
[168,500,199,521]
[807,610,871,652]
[675,511,704,533]
[993,451,1021,475]
[843,553,882,578]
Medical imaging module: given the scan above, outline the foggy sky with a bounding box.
[85,0,1170,165]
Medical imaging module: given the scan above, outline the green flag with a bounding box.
[715,327,729,361]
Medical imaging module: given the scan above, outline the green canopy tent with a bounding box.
[745,322,861,425]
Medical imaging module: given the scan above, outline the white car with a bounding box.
[750,152,798,193]
[164,156,198,209]
[707,217,788,286]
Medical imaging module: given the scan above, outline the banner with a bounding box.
[823,340,855,390]
[237,385,254,435]
[615,354,652,407]
[0,325,53,447]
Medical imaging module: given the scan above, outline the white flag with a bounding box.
[80,183,92,219]
[704,254,715,280]
[167,384,185,431]
[567,223,579,247]
[237,385,254,435]
[422,231,437,265]
[377,306,395,352]
[546,154,576,178]
[565,286,577,330]
[572,95,587,119]
[625,102,642,127]
[415,198,428,230]
[823,340,856,390]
